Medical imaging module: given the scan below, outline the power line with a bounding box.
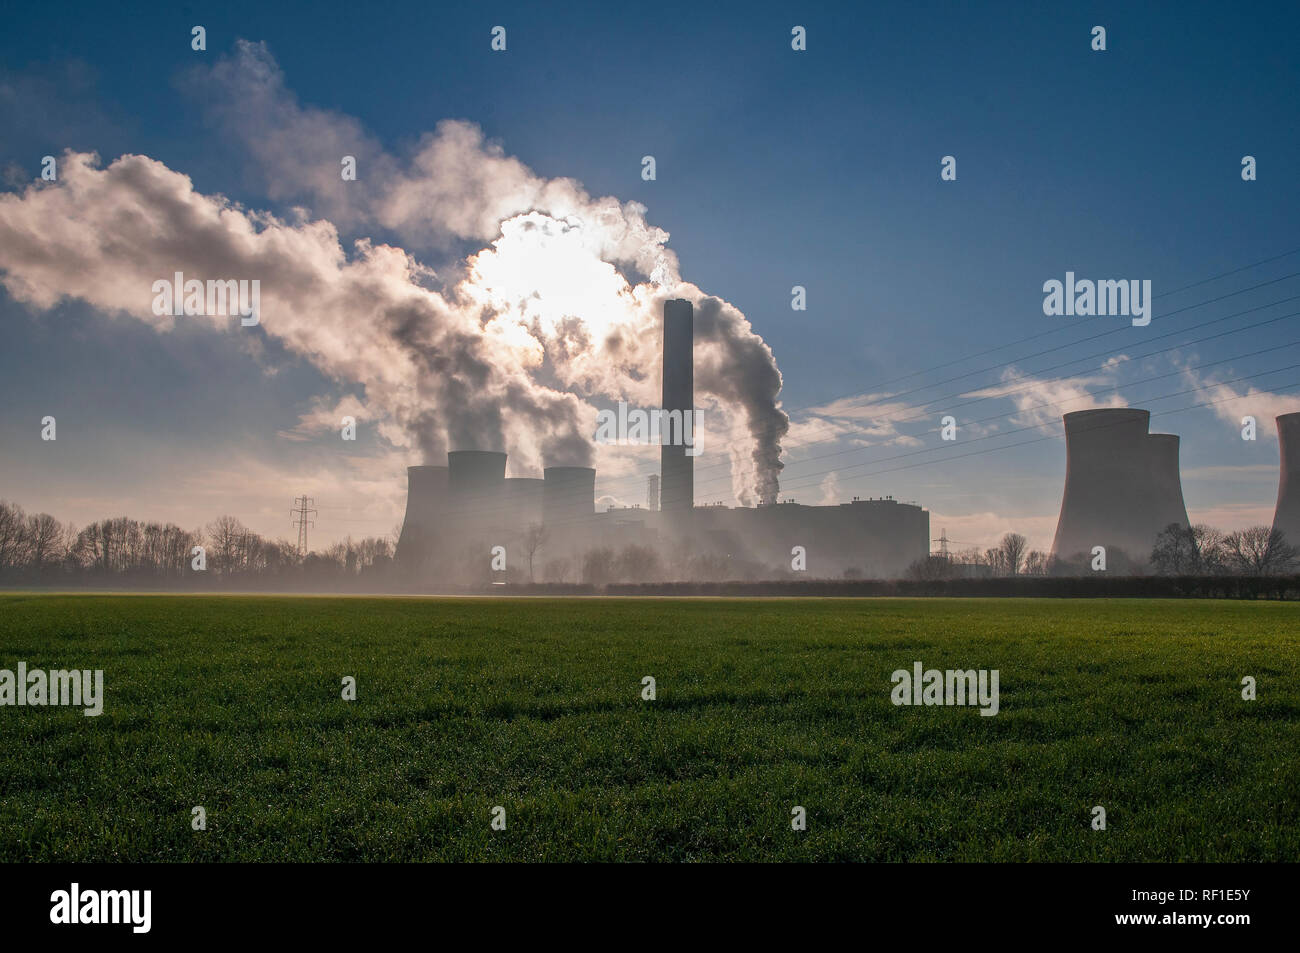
[1157,246,1300,298]
[681,266,1300,472]
[676,279,1300,485]
[846,262,1300,401]
[731,340,1300,491]
[770,370,1300,497]
[587,269,1300,498]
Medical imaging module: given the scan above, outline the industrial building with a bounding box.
[1050,407,1190,566]
[396,298,931,582]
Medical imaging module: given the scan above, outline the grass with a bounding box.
[0,594,1297,861]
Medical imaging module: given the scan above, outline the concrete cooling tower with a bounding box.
[1050,408,1190,566]
[1144,433,1191,537]
[542,466,596,553]
[504,477,545,530]
[1272,412,1300,546]
[447,450,506,539]
[395,465,448,568]
[543,466,595,527]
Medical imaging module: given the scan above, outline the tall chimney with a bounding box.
[661,298,694,513]
[1272,412,1300,547]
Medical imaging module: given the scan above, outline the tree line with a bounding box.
[906,526,1298,580]
[4,494,1295,591]
[0,500,393,582]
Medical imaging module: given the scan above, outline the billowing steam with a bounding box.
[0,41,787,504]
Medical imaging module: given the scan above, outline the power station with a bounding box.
[397,304,1300,581]
[1050,408,1190,565]
[384,304,1300,580]
[396,298,931,581]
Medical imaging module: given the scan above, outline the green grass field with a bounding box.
[0,594,1297,861]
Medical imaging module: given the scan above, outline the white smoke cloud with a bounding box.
[283,394,372,442]
[0,41,789,504]
[794,393,929,448]
[1178,363,1300,441]
[963,366,1128,434]
[817,471,841,505]
[0,149,594,477]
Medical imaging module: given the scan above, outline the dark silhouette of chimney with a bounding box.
[660,298,694,514]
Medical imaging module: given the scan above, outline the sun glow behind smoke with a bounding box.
[465,212,648,342]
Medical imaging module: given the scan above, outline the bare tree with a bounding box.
[262,538,301,574]
[906,555,952,581]
[25,513,66,571]
[205,515,247,575]
[581,547,617,586]
[1223,526,1298,575]
[542,556,573,583]
[1150,523,1232,575]
[1151,523,1197,575]
[1193,525,1228,574]
[983,547,1003,575]
[350,536,391,574]
[520,523,547,583]
[615,544,663,583]
[0,501,30,569]
[997,533,1029,576]
[688,552,732,581]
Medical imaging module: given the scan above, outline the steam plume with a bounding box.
[0,41,788,502]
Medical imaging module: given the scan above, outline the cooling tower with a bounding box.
[1051,408,1189,566]
[504,477,545,529]
[448,450,506,494]
[661,298,694,513]
[543,466,596,529]
[447,450,506,537]
[1272,412,1300,547]
[395,465,448,568]
[1145,433,1191,535]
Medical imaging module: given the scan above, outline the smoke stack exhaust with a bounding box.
[661,298,694,513]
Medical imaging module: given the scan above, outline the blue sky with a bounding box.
[1,0,1298,551]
